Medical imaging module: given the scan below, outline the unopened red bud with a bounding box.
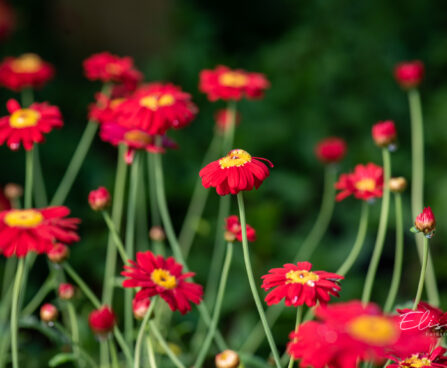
[149,226,165,242]
[372,121,397,148]
[4,183,23,200]
[89,306,116,336]
[58,283,75,300]
[47,243,69,263]
[394,61,424,90]
[315,137,347,164]
[88,186,111,211]
[40,303,58,323]
[389,177,407,193]
[215,350,240,368]
[414,207,436,237]
[132,298,151,320]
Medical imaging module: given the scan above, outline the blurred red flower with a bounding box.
[372,121,397,148]
[315,137,347,164]
[394,61,424,90]
[89,306,116,335]
[225,215,256,242]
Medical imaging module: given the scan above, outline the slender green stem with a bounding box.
[21,273,55,316]
[11,258,25,368]
[408,88,439,306]
[413,236,429,309]
[20,88,33,107]
[295,165,337,261]
[109,339,120,368]
[2,258,16,297]
[286,306,303,368]
[102,145,128,304]
[149,321,186,368]
[146,335,158,368]
[32,146,48,207]
[102,211,128,263]
[361,148,391,304]
[64,262,100,308]
[100,340,109,368]
[134,298,157,368]
[237,193,281,368]
[222,101,237,153]
[114,327,133,367]
[67,302,81,368]
[194,242,233,368]
[25,149,34,208]
[384,193,404,313]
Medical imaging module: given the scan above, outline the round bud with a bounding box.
[58,283,75,300]
[89,306,116,336]
[40,303,58,323]
[149,226,165,242]
[47,243,69,263]
[4,183,23,200]
[389,177,407,193]
[414,207,436,237]
[224,231,236,243]
[133,298,151,320]
[215,350,240,368]
[88,186,111,211]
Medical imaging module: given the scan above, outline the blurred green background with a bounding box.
[1,0,447,366]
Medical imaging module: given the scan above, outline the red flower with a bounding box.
[261,261,343,307]
[88,187,111,211]
[88,93,126,125]
[414,207,436,237]
[40,303,58,323]
[224,215,256,243]
[0,99,63,151]
[394,61,424,90]
[58,283,75,300]
[372,121,397,148]
[116,83,198,135]
[47,243,70,263]
[0,206,80,258]
[398,301,447,336]
[0,53,54,91]
[199,65,270,101]
[214,108,241,134]
[89,306,116,335]
[288,301,436,368]
[122,251,203,314]
[315,137,347,164]
[387,347,447,368]
[83,52,142,88]
[99,121,177,164]
[335,163,383,202]
[0,0,15,41]
[133,297,151,320]
[199,149,273,196]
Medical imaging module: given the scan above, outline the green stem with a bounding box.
[11,258,25,368]
[146,335,158,368]
[222,101,237,153]
[294,165,337,261]
[237,193,281,368]
[384,193,404,313]
[102,211,128,263]
[64,262,101,308]
[25,149,34,208]
[408,88,439,306]
[286,306,303,368]
[109,339,120,368]
[134,298,157,368]
[32,146,48,207]
[67,302,81,368]
[361,148,391,304]
[193,242,233,368]
[100,340,109,368]
[2,258,16,297]
[413,236,429,309]
[21,273,55,316]
[20,88,34,107]
[149,321,186,368]
[114,327,133,367]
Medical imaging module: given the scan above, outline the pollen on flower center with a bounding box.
[219,149,252,169]
[286,270,319,286]
[123,130,153,145]
[355,178,376,191]
[9,108,41,128]
[401,355,432,367]
[219,72,248,88]
[4,209,44,228]
[347,315,398,346]
[139,94,175,111]
[151,268,177,290]
[10,54,43,73]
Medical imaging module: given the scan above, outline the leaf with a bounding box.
[49,353,76,367]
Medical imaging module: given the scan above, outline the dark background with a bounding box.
[1,0,447,366]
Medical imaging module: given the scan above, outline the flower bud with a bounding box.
[315,137,347,164]
[413,207,436,237]
[47,243,69,263]
[389,177,407,193]
[58,283,75,300]
[225,215,256,243]
[88,187,111,211]
[149,226,165,242]
[40,303,58,323]
[132,298,151,320]
[4,183,23,200]
[224,231,236,243]
[394,61,424,89]
[89,306,116,336]
[215,350,240,368]
[372,121,397,148]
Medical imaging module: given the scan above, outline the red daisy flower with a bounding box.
[372,120,397,148]
[199,65,270,101]
[0,206,80,258]
[214,108,241,134]
[261,261,343,307]
[88,93,126,125]
[335,163,383,202]
[199,149,273,196]
[0,99,63,151]
[387,347,447,368]
[99,121,177,164]
[315,137,347,164]
[0,0,15,42]
[116,83,197,135]
[394,61,424,90]
[122,251,203,315]
[398,301,447,335]
[0,53,54,91]
[89,306,116,335]
[83,52,142,88]
[224,215,256,243]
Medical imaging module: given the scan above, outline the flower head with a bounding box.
[47,243,70,263]
[58,283,75,300]
[215,350,240,368]
[397,301,447,336]
[315,137,347,164]
[394,61,424,90]
[132,297,151,320]
[89,306,116,336]
[261,261,343,307]
[40,303,58,323]
[224,215,256,243]
[335,163,383,202]
[387,347,447,368]
[0,206,80,258]
[199,65,269,101]
[88,93,126,125]
[88,187,111,211]
[0,53,54,91]
[413,207,436,237]
[389,177,407,193]
[122,251,203,314]
[214,108,241,134]
[372,121,397,148]
[0,99,63,151]
[200,149,273,196]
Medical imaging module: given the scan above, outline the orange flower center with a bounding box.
[347,315,398,346]
[286,270,319,286]
[219,72,248,88]
[10,53,43,73]
[219,149,252,169]
[123,130,153,145]
[109,98,125,109]
[151,268,177,289]
[400,355,432,367]
[4,209,44,228]
[139,94,175,111]
[355,178,376,191]
[9,109,41,129]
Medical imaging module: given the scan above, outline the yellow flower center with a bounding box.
[401,355,432,367]
[4,209,44,228]
[219,71,248,88]
[151,268,177,290]
[9,108,41,129]
[355,178,376,191]
[347,315,398,346]
[219,149,252,169]
[10,53,43,73]
[139,94,175,111]
[123,130,153,145]
[286,270,319,286]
